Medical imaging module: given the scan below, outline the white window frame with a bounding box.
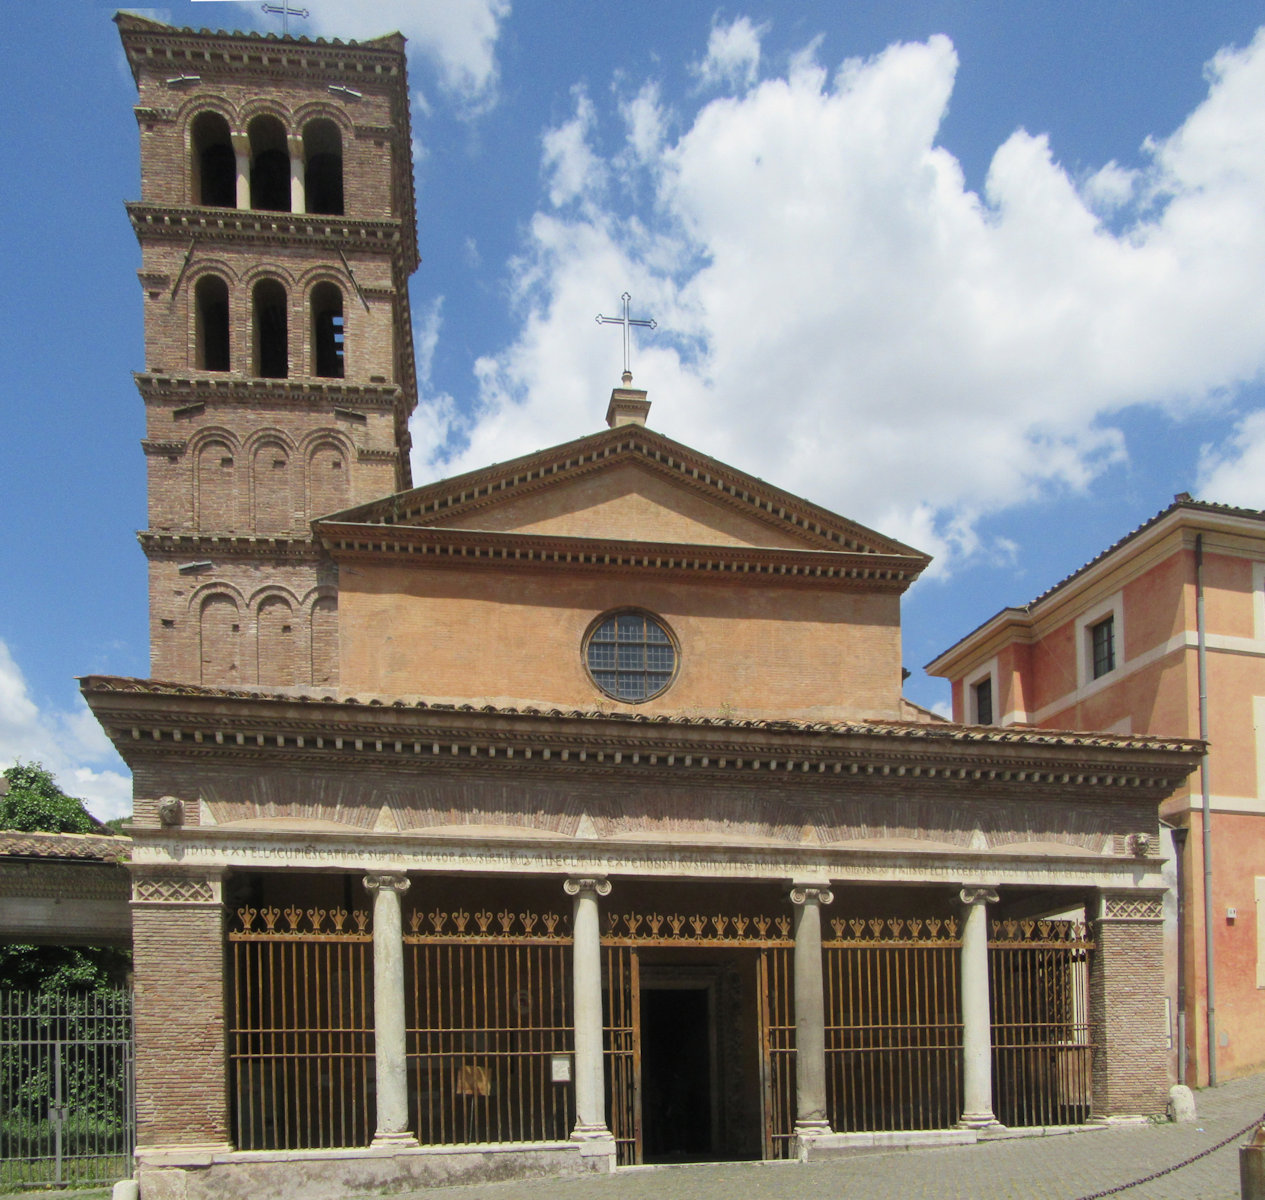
[1257,876,1265,989]
[1253,560,1265,643]
[1075,592,1124,691]
[965,658,999,726]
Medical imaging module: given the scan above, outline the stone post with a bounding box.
[790,883,834,1141]
[958,886,1001,1129]
[1089,891,1168,1115]
[564,875,612,1141]
[231,133,250,209]
[288,134,305,214]
[364,872,417,1146]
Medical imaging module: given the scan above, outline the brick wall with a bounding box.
[131,874,229,1147]
[1089,895,1169,1115]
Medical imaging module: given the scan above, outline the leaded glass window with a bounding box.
[585,610,677,702]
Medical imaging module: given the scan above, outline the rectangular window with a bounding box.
[973,677,993,725]
[1090,615,1115,679]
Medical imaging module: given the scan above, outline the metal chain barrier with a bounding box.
[1072,1109,1265,1200]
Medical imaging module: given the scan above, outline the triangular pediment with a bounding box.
[325,425,926,561]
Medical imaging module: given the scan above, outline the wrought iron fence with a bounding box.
[228,905,375,1150]
[824,916,964,1133]
[405,907,575,1147]
[989,918,1094,1127]
[0,990,134,1190]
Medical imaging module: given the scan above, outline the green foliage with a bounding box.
[0,763,95,835]
[0,945,129,994]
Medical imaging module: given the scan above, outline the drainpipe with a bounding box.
[1195,533,1217,1086]
[1171,823,1188,1085]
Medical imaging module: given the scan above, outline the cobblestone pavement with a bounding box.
[363,1072,1265,1200]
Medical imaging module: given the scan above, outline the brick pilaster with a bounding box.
[1089,890,1167,1115]
[131,867,231,1149]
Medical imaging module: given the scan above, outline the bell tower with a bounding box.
[117,13,418,689]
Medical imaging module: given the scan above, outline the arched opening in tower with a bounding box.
[311,282,345,378]
[304,119,344,216]
[191,111,235,207]
[253,279,289,378]
[195,275,231,371]
[248,115,291,212]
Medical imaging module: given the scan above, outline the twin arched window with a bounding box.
[194,277,346,379]
[190,112,344,216]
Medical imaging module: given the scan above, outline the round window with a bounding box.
[584,610,678,703]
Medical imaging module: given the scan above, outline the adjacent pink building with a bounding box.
[928,497,1265,1085]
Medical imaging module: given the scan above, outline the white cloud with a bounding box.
[412,26,1265,573]
[0,642,131,823]
[1197,408,1265,507]
[694,16,764,91]
[542,87,605,208]
[227,0,510,114]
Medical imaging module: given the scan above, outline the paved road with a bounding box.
[361,1072,1265,1200]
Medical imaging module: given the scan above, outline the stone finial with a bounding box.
[605,385,651,428]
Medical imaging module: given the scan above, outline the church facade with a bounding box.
[87,15,1202,1198]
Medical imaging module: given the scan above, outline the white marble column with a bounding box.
[958,886,1001,1129]
[791,883,834,1139]
[564,875,612,1140]
[364,872,418,1146]
[231,133,250,209]
[288,134,305,214]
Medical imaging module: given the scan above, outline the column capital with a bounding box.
[564,875,611,898]
[363,872,410,896]
[790,884,834,906]
[230,132,250,153]
[959,886,999,906]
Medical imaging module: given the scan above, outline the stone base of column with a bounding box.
[569,1124,616,1168]
[371,1131,420,1148]
[792,1119,834,1162]
[956,1110,1002,1130]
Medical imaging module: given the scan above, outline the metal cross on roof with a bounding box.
[596,292,657,385]
[260,3,309,36]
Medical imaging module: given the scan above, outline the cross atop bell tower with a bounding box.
[116,13,421,690]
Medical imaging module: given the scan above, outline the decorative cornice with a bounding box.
[139,532,323,563]
[127,203,407,258]
[134,106,176,124]
[356,448,399,463]
[80,675,1204,795]
[135,373,408,416]
[317,522,924,589]
[142,439,187,457]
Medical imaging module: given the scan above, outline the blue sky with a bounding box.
[4,2,1265,819]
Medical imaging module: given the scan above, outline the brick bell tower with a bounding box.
[117,13,418,690]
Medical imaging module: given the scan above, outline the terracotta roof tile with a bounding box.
[0,830,131,863]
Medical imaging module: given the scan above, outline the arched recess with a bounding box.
[303,118,343,215]
[310,281,345,378]
[248,114,290,212]
[199,593,242,685]
[194,274,231,371]
[195,437,237,531]
[252,279,288,378]
[307,437,351,518]
[257,594,297,687]
[191,111,235,207]
[310,593,339,686]
[251,438,293,534]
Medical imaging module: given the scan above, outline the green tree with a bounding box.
[0,763,130,992]
[0,763,96,834]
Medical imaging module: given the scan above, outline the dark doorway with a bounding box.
[641,987,713,1161]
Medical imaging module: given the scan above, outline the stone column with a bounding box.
[958,886,1001,1129]
[288,134,306,214]
[364,872,418,1146]
[564,875,612,1140]
[790,883,834,1140]
[231,133,250,209]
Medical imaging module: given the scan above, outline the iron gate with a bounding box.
[601,909,796,1164]
[228,905,375,1149]
[0,990,134,1190]
[989,918,1094,1126]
